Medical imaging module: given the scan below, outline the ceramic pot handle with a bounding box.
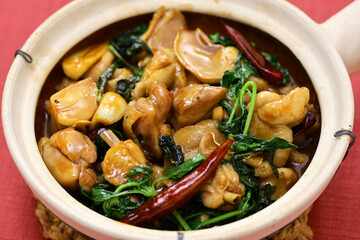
[321,0,360,75]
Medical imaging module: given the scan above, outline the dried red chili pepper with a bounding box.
[221,21,283,85]
[121,138,234,227]
[292,112,316,138]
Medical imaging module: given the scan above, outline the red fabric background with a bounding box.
[0,0,359,239]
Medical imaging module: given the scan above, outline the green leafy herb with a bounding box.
[153,153,206,187]
[220,69,243,89]
[108,44,141,76]
[230,161,276,215]
[96,59,122,101]
[254,184,276,211]
[219,80,257,136]
[221,52,260,101]
[220,70,244,102]
[109,25,152,76]
[172,210,192,231]
[82,166,157,206]
[231,157,259,189]
[230,134,298,153]
[111,25,153,60]
[103,195,144,220]
[192,191,254,230]
[218,100,247,135]
[230,134,298,178]
[82,153,207,222]
[212,32,290,87]
[163,153,205,180]
[209,32,235,47]
[187,185,274,230]
[114,68,144,102]
[159,135,184,166]
[234,53,260,78]
[176,192,221,230]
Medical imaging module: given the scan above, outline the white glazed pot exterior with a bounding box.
[2,0,355,239]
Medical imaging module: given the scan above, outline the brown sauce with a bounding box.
[35,12,320,177]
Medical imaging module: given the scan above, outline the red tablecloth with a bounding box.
[0,0,359,239]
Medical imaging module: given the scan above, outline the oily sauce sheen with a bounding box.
[35,12,320,177]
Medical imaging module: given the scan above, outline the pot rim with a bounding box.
[2,0,354,239]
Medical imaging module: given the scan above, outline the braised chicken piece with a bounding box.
[89,92,128,130]
[141,7,186,52]
[201,163,245,209]
[84,50,115,81]
[289,149,309,164]
[38,128,97,192]
[252,91,282,112]
[173,119,228,160]
[243,152,264,168]
[260,168,298,200]
[62,42,108,80]
[101,139,147,186]
[123,82,173,158]
[249,113,293,167]
[172,84,227,129]
[50,78,98,127]
[132,48,186,99]
[254,161,274,178]
[174,28,238,83]
[257,87,310,127]
[211,106,226,122]
[246,76,273,92]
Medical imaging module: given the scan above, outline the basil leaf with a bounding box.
[162,153,206,180]
[103,195,144,220]
[230,134,298,178]
[159,135,184,166]
[231,157,259,189]
[209,32,235,47]
[111,25,152,60]
[114,68,144,102]
[96,59,122,101]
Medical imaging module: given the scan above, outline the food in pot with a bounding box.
[36,8,320,230]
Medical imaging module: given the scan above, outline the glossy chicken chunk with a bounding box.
[89,92,127,130]
[201,163,245,209]
[132,48,186,99]
[38,128,97,192]
[172,84,227,128]
[173,119,228,160]
[84,50,115,81]
[101,139,147,186]
[249,113,293,167]
[141,7,186,52]
[50,78,98,127]
[174,28,237,83]
[260,168,298,200]
[62,42,108,80]
[123,82,173,158]
[257,87,310,127]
